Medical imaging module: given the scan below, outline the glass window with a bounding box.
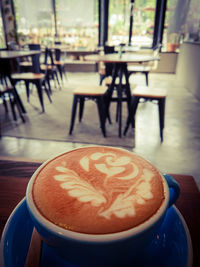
[162,0,200,52]
[162,0,179,52]
[108,0,156,48]
[56,0,98,50]
[14,0,54,46]
[0,4,6,48]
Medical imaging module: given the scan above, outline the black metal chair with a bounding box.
[69,85,108,137]
[40,47,61,93]
[54,48,67,81]
[11,50,52,113]
[127,45,160,86]
[99,45,116,85]
[124,85,167,142]
[19,44,41,72]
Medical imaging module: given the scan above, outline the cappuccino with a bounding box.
[32,146,165,234]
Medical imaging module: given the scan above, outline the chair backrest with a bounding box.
[31,53,41,74]
[27,44,41,73]
[28,44,41,51]
[55,48,61,61]
[104,45,115,54]
[44,47,54,66]
[7,42,19,50]
[104,46,116,76]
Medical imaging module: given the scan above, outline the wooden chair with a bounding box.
[124,85,167,142]
[69,85,108,137]
[40,48,61,92]
[54,48,67,81]
[99,46,116,85]
[19,44,41,72]
[127,46,160,86]
[0,74,25,123]
[11,51,52,113]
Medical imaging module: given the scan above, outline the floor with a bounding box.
[0,71,200,190]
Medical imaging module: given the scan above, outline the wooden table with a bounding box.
[84,53,159,137]
[0,158,199,266]
[0,50,41,60]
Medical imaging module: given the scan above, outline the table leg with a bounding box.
[116,63,132,137]
[117,65,123,137]
[12,83,27,114]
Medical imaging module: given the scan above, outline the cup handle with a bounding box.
[163,174,180,207]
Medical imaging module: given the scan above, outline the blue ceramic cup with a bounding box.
[26,149,180,266]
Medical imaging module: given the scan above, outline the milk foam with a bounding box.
[54,151,153,219]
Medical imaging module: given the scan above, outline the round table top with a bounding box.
[0,50,41,59]
[84,53,159,63]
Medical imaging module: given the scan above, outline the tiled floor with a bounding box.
[0,72,200,190]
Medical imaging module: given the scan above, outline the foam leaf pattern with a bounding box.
[99,194,136,219]
[54,167,106,207]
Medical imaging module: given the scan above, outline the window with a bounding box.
[0,3,6,48]
[108,0,157,48]
[162,0,179,52]
[14,0,98,50]
[56,0,98,50]
[14,0,54,46]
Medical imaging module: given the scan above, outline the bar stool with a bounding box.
[69,85,108,137]
[124,85,167,142]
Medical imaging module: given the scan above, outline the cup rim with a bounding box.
[26,146,169,243]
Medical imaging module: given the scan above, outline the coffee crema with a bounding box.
[32,147,165,234]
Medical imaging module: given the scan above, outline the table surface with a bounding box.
[0,50,41,59]
[51,46,98,54]
[0,158,199,267]
[84,53,159,63]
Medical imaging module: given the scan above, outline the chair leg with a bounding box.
[54,70,61,89]
[25,81,30,102]
[35,80,45,113]
[8,94,17,121]
[158,98,166,142]
[69,95,78,135]
[79,97,85,122]
[144,72,149,86]
[46,72,52,94]
[62,65,67,80]
[96,96,106,137]
[124,96,140,136]
[43,81,52,103]
[57,65,63,81]
[2,96,8,113]
[99,75,106,85]
[10,89,26,122]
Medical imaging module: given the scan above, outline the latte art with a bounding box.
[54,153,153,220]
[33,147,165,234]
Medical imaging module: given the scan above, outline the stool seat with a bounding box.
[132,86,167,98]
[104,76,121,86]
[124,85,167,142]
[20,61,32,67]
[12,73,45,80]
[74,85,107,96]
[128,65,151,72]
[69,85,108,137]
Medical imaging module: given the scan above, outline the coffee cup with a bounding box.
[26,146,180,266]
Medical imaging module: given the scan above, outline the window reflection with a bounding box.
[108,0,156,48]
[0,4,6,48]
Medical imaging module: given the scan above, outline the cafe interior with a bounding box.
[0,0,200,266]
